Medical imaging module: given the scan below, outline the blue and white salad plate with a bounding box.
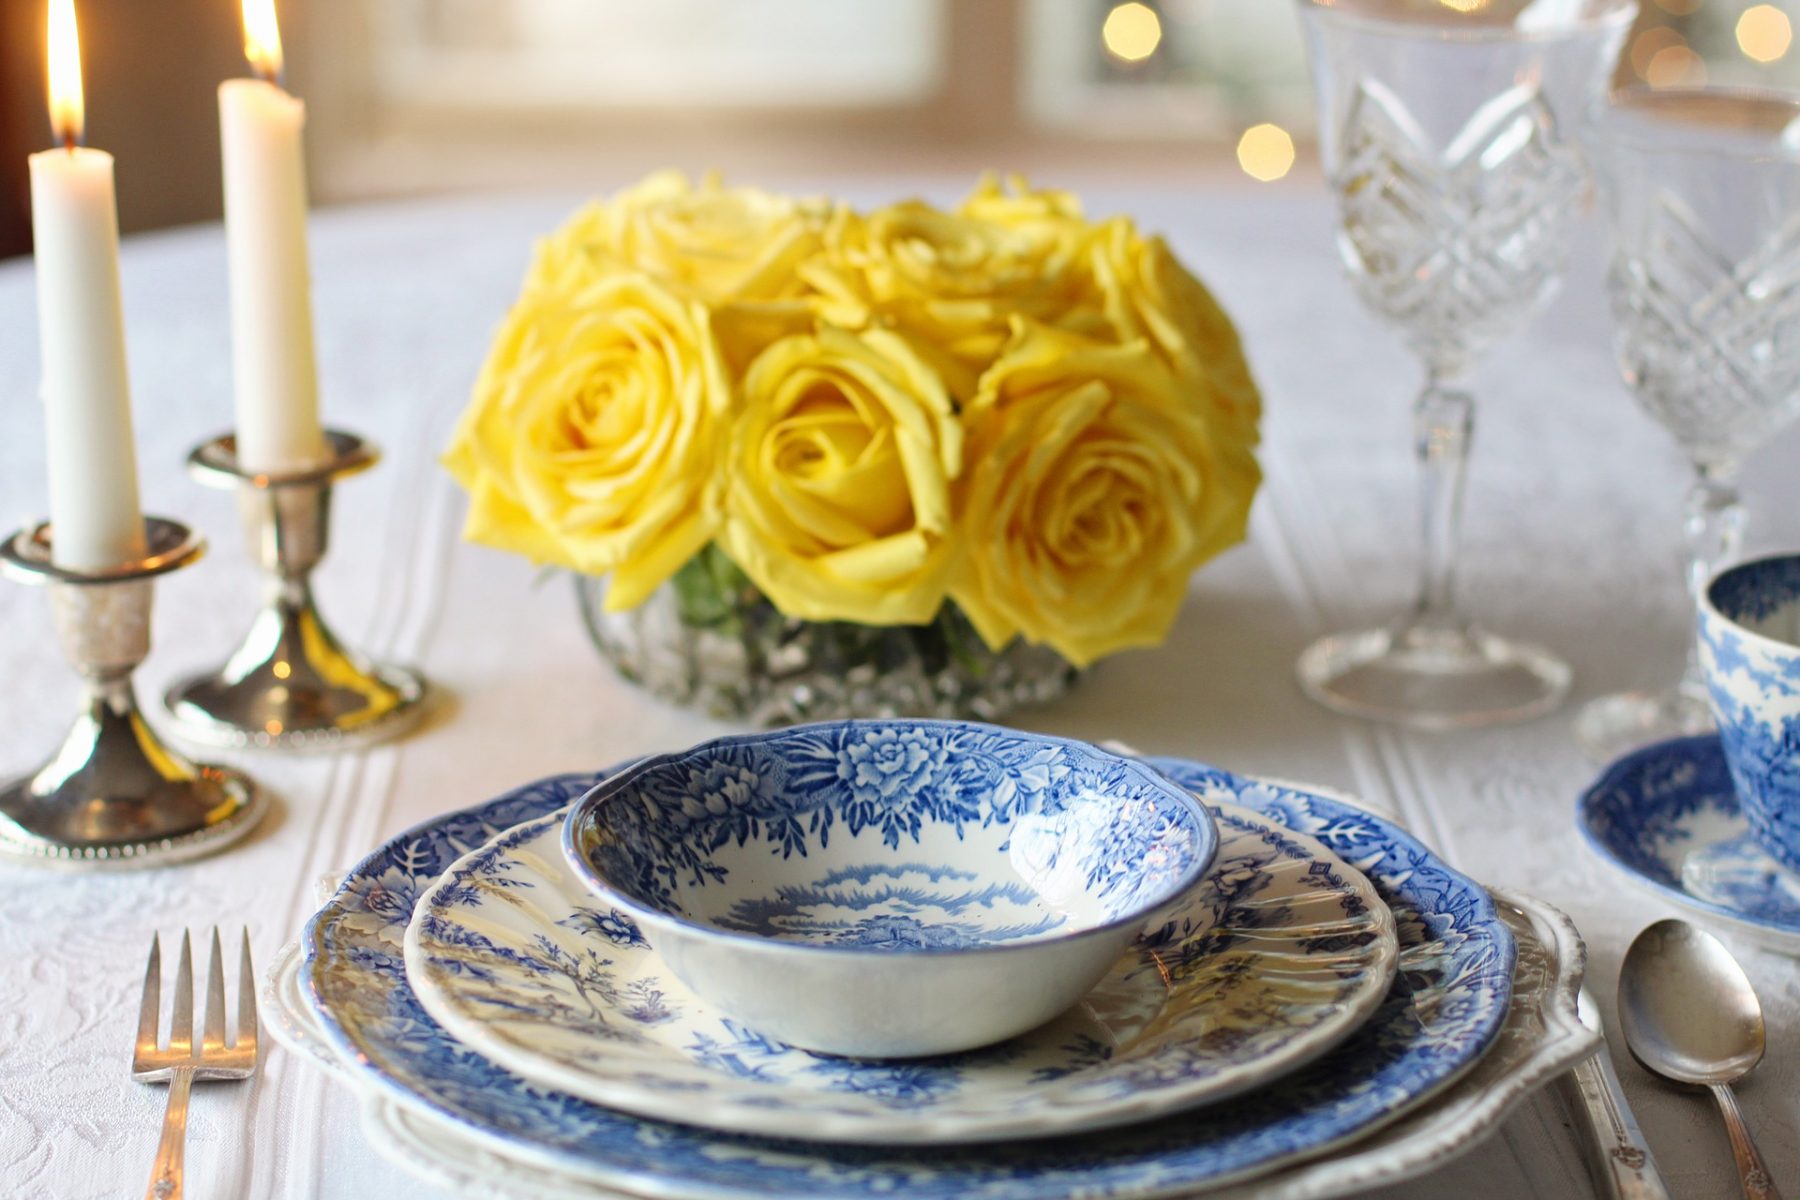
[1579,734,1800,953]
[404,796,1397,1143]
[302,756,1515,1200]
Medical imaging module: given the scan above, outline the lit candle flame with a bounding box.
[242,0,284,83]
[46,0,84,150]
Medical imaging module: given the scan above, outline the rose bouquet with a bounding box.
[446,172,1262,721]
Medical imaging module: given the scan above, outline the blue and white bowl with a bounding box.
[1699,554,1800,875]
[561,720,1218,1058]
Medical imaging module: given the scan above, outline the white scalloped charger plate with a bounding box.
[402,799,1398,1144]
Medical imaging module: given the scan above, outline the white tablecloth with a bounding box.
[1,178,1795,1200]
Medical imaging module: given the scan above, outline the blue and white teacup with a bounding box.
[1699,554,1800,874]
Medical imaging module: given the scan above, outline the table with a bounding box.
[0,178,1794,1200]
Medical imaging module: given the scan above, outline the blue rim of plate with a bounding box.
[404,796,1396,1145]
[303,757,1515,1200]
[1576,732,1799,940]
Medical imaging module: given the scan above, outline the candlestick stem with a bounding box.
[0,518,265,867]
[164,430,428,751]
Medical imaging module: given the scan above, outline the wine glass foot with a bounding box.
[1297,624,1571,730]
[1573,687,1715,764]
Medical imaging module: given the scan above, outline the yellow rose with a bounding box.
[720,327,963,625]
[606,170,828,301]
[522,198,610,295]
[520,174,831,367]
[957,172,1085,244]
[804,182,1100,398]
[1093,218,1261,448]
[444,273,731,610]
[951,322,1260,667]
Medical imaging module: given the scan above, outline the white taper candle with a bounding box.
[219,0,325,473]
[30,0,145,572]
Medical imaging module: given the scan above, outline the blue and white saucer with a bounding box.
[303,758,1514,1200]
[1579,734,1800,952]
[404,799,1398,1144]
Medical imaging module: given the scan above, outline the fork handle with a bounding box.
[144,1065,194,1200]
[1709,1083,1782,1200]
[1564,1050,1670,1199]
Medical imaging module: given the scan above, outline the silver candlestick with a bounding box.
[164,430,427,751]
[0,518,265,867]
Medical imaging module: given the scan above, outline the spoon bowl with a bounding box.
[1619,917,1784,1199]
[1618,917,1766,1085]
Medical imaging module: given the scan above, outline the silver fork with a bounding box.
[132,929,259,1200]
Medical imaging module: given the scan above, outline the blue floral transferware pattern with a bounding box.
[1699,554,1800,875]
[303,757,1513,1200]
[560,722,1221,1058]
[1578,734,1800,949]
[563,721,1217,946]
[406,798,1397,1144]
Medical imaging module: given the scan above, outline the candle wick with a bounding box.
[61,129,77,153]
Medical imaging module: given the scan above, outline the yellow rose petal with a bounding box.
[722,328,962,625]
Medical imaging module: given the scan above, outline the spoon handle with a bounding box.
[1709,1083,1783,1200]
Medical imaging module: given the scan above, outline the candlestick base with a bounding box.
[163,431,428,751]
[0,519,266,868]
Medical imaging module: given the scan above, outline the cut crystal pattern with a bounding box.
[1610,194,1800,471]
[1333,82,1586,374]
[575,575,1077,725]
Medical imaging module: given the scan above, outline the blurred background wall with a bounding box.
[3,0,1797,260]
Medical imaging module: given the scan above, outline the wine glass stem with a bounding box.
[1680,470,1745,695]
[1408,376,1475,637]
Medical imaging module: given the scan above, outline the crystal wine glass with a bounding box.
[1574,87,1800,762]
[1295,0,1634,728]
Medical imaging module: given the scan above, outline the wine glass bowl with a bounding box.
[1296,0,1634,728]
[1575,87,1800,762]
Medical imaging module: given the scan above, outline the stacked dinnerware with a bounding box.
[270,720,1597,1199]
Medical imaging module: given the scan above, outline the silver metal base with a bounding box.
[0,517,268,869]
[165,613,427,751]
[0,700,265,868]
[164,430,429,752]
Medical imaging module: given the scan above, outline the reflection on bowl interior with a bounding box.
[576,723,1212,954]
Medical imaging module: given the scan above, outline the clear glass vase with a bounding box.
[574,549,1078,726]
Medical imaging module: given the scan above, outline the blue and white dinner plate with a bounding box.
[1579,734,1800,953]
[403,798,1398,1144]
[304,758,1515,1200]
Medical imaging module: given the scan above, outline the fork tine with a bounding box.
[136,934,161,1055]
[169,930,194,1057]
[203,927,227,1052]
[236,928,257,1051]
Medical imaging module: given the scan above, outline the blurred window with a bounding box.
[1023,0,1311,139]
[295,0,1800,202]
[370,0,947,109]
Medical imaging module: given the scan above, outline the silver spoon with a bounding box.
[1618,918,1783,1200]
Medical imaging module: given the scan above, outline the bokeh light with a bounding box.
[1630,26,1687,80]
[1237,123,1295,183]
[1737,5,1793,63]
[1103,2,1163,64]
[1645,43,1708,87]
